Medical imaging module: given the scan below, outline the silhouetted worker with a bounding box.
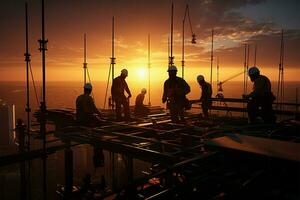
[134,88,149,117]
[111,69,132,121]
[244,66,276,124]
[162,65,190,122]
[76,83,101,126]
[197,75,212,118]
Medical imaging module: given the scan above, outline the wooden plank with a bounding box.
[206,134,300,162]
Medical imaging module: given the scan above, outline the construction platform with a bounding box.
[41,104,300,200]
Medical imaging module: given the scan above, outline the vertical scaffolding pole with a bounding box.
[246,44,250,94]
[148,34,151,105]
[243,44,247,95]
[111,16,115,82]
[83,33,87,85]
[277,29,285,112]
[169,3,174,66]
[17,120,26,200]
[254,44,257,66]
[64,141,73,199]
[216,57,219,93]
[110,16,116,190]
[24,3,31,199]
[181,5,188,78]
[210,29,214,86]
[38,0,48,199]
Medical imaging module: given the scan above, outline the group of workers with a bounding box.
[76,65,276,126]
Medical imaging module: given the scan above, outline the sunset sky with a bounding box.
[0,0,299,84]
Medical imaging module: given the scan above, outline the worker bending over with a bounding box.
[244,66,276,124]
[197,75,212,119]
[134,88,149,117]
[111,69,132,121]
[162,65,190,122]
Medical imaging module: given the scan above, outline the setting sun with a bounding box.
[136,68,147,79]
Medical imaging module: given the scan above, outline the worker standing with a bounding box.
[76,83,101,126]
[244,66,276,124]
[134,88,149,117]
[162,65,191,122]
[111,69,132,121]
[197,75,212,119]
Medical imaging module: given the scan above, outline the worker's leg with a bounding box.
[247,100,258,123]
[115,98,122,120]
[261,100,276,123]
[202,103,209,118]
[169,103,179,122]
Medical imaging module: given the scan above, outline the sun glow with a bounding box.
[136,68,147,79]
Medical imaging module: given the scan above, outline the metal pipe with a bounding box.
[246,44,250,94]
[83,33,87,85]
[17,120,27,200]
[169,3,174,66]
[254,44,257,66]
[24,3,31,199]
[210,28,214,86]
[112,16,115,81]
[148,34,151,105]
[39,0,48,198]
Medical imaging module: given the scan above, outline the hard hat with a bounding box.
[248,66,260,76]
[197,75,205,82]
[141,88,147,94]
[121,68,128,76]
[167,65,177,72]
[84,83,93,90]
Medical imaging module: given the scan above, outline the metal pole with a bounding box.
[210,28,214,86]
[111,16,115,82]
[254,44,257,66]
[17,120,27,200]
[182,5,188,79]
[24,3,31,199]
[217,57,219,92]
[83,33,87,85]
[169,3,174,66]
[38,0,48,198]
[246,44,250,94]
[277,29,284,112]
[64,141,73,199]
[243,44,247,95]
[148,34,151,106]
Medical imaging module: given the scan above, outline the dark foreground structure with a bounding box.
[1,98,300,200]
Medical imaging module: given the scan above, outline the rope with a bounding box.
[103,64,112,109]
[29,62,40,105]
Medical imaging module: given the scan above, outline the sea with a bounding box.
[0,80,299,199]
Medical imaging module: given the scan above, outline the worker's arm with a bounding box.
[111,79,116,101]
[89,97,101,115]
[183,79,191,95]
[124,81,132,98]
[162,81,167,103]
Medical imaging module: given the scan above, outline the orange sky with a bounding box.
[0,0,299,83]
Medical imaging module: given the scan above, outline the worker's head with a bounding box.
[121,68,128,78]
[197,75,205,85]
[84,83,93,94]
[167,65,177,78]
[141,88,147,95]
[248,66,260,82]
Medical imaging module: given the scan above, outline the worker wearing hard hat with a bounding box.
[76,83,101,126]
[162,65,191,122]
[244,66,276,123]
[197,75,212,119]
[134,88,149,117]
[111,68,132,121]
